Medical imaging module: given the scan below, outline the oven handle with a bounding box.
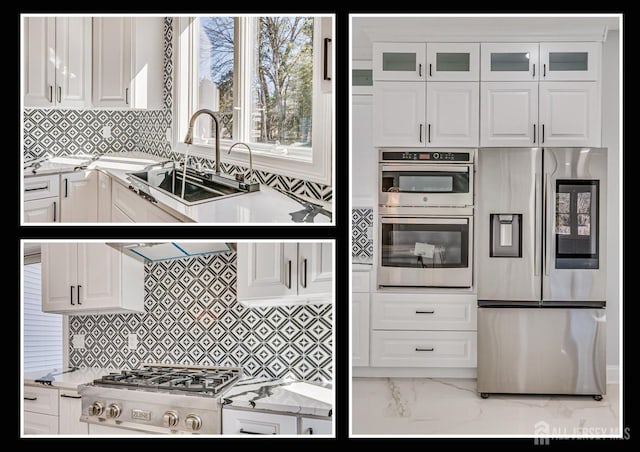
[380,216,469,225]
[381,164,470,173]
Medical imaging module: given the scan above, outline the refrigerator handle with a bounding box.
[544,174,551,276]
[534,174,540,276]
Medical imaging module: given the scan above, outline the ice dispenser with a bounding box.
[490,214,522,257]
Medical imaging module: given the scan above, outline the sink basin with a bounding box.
[128,167,247,205]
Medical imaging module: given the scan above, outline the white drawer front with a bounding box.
[24,174,60,201]
[23,385,59,415]
[222,408,297,435]
[300,417,332,435]
[23,411,59,434]
[352,271,370,293]
[371,293,476,331]
[371,330,477,368]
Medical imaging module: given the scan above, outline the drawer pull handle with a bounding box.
[25,185,49,192]
[415,310,435,314]
[239,428,274,435]
[60,394,82,399]
[415,347,435,352]
[24,396,37,401]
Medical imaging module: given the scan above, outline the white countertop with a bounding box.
[223,377,333,417]
[24,367,114,391]
[24,152,332,224]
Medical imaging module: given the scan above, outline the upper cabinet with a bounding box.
[481,82,539,147]
[539,42,601,81]
[426,43,479,81]
[426,82,479,147]
[481,43,539,81]
[24,17,91,108]
[373,81,425,147]
[373,43,426,81]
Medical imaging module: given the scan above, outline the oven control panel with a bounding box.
[380,150,473,163]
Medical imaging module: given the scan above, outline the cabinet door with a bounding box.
[42,243,77,312]
[60,171,98,223]
[426,82,479,147]
[222,408,298,435]
[539,81,601,147]
[111,205,135,223]
[540,42,600,81]
[76,244,120,310]
[352,292,369,367]
[146,203,180,223]
[112,181,147,222]
[298,243,332,299]
[97,171,112,222]
[23,412,58,435]
[24,198,58,223]
[59,391,88,434]
[237,243,298,301]
[481,43,539,81]
[426,43,479,81]
[373,42,425,81]
[373,81,426,147]
[300,417,332,435]
[92,17,132,107]
[351,95,376,206]
[480,82,538,147]
[23,17,55,107]
[55,17,91,108]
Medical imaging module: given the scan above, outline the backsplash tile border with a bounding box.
[352,208,374,262]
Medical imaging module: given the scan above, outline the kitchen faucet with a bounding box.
[227,142,256,183]
[183,109,221,174]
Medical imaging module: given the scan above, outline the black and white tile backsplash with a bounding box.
[352,208,374,262]
[68,251,333,382]
[22,17,331,202]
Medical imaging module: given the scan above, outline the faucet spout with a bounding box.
[184,109,221,174]
[228,142,255,183]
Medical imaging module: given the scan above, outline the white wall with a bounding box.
[602,30,620,367]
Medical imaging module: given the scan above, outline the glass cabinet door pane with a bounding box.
[490,52,530,71]
[436,53,470,71]
[382,52,416,71]
[352,69,373,86]
[549,52,588,71]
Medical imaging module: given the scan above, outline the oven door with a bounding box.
[378,215,473,288]
[380,164,473,207]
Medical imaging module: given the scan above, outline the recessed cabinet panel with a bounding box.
[373,81,426,147]
[481,82,538,147]
[92,17,132,107]
[426,82,479,147]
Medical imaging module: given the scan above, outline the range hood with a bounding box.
[107,242,236,262]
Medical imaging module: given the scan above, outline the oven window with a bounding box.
[381,221,469,268]
[382,170,469,193]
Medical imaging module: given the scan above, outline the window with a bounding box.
[23,261,64,373]
[175,16,333,185]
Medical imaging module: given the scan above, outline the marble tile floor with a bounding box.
[351,378,621,437]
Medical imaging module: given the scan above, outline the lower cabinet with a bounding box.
[111,180,181,223]
[24,197,59,222]
[23,174,60,223]
[60,170,98,222]
[24,411,59,434]
[300,417,332,435]
[97,171,112,222]
[222,408,332,435]
[352,270,371,367]
[59,390,88,434]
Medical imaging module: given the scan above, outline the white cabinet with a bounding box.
[351,95,376,206]
[539,81,601,147]
[481,43,539,81]
[24,174,60,223]
[426,82,479,147]
[540,42,601,81]
[23,385,59,435]
[373,42,425,81]
[352,292,369,367]
[373,81,425,147]
[300,417,332,435]
[41,243,144,314]
[222,408,298,435]
[111,205,135,222]
[59,390,88,434]
[60,171,98,223]
[23,17,91,108]
[426,43,479,81]
[24,198,58,223]
[481,82,539,147]
[92,17,163,109]
[237,243,333,306]
[97,171,112,222]
[24,411,59,434]
[111,181,181,223]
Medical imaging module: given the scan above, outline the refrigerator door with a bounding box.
[477,148,542,301]
[543,148,607,302]
[477,307,606,395]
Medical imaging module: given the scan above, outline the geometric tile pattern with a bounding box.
[68,251,333,382]
[352,208,374,261]
[22,16,332,203]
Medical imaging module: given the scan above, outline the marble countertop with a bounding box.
[223,377,333,417]
[23,367,114,391]
[23,152,331,224]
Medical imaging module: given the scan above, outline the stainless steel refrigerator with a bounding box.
[476,147,606,399]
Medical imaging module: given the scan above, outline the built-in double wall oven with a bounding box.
[378,149,475,288]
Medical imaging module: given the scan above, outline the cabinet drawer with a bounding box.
[371,293,476,331]
[23,411,59,434]
[222,408,297,435]
[300,417,332,435]
[352,271,370,293]
[112,182,147,221]
[23,385,59,415]
[24,174,60,201]
[371,330,477,368]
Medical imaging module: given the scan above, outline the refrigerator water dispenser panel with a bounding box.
[490,214,522,257]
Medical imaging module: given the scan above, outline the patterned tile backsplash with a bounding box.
[68,251,333,382]
[352,208,374,263]
[22,17,331,203]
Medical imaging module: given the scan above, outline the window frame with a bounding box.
[173,15,333,185]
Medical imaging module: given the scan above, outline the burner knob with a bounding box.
[163,411,179,428]
[88,401,104,416]
[185,414,202,431]
[107,404,121,418]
